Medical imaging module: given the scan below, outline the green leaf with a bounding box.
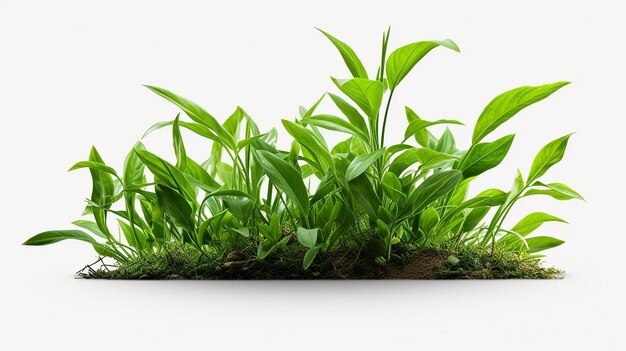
[72,220,107,240]
[332,78,383,120]
[386,39,459,90]
[172,114,187,170]
[345,149,385,182]
[527,134,573,183]
[303,114,369,142]
[472,82,570,144]
[404,107,463,142]
[511,212,567,236]
[297,227,319,249]
[155,184,194,231]
[328,93,369,138]
[382,171,404,203]
[144,85,236,149]
[134,148,195,202]
[389,148,457,175]
[23,230,96,246]
[410,170,462,212]
[525,182,584,201]
[303,246,320,270]
[317,28,368,79]
[68,161,119,179]
[123,142,146,187]
[282,120,333,168]
[526,236,565,253]
[255,150,310,216]
[458,134,515,178]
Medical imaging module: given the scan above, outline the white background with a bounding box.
[1,0,625,349]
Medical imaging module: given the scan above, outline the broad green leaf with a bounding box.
[449,176,476,206]
[389,148,457,175]
[525,182,584,201]
[332,78,383,120]
[303,246,320,270]
[172,115,187,170]
[23,230,96,246]
[435,128,457,154]
[410,170,462,212]
[347,172,381,219]
[472,82,570,143]
[419,207,440,235]
[462,207,490,232]
[328,93,369,138]
[382,171,404,203]
[317,28,368,79]
[526,236,565,253]
[345,149,385,182]
[282,120,333,168]
[386,39,459,90]
[458,134,515,178]
[144,85,236,149]
[527,134,573,183]
[404,108,463,142]
[255,150,310,216]
[155,184,194,231]
[303,114,369,142]
[511,212,567,236]
[297,227,319,249]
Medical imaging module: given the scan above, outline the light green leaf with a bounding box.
[386,39,459,90]
[527,134,573,183]
[389,148,457,175]
[297,227,319,249]
[525,182,584,201]
[282,120,333,168]
[345,149,385,182]
[458,134,515,178]
[472,82,570,143]
[172,114,187,170]
[72,220,107,240]
[526,236,565,253]
[303,246,320,270]
[317,28,368,79]
[404,107,463,142]
[511,212,567,236]
[332,77,383,120]
[144,85,236,149]
[303,114,369,142]
[328,93,369,138]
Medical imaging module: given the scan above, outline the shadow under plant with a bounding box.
[24,27,582,279]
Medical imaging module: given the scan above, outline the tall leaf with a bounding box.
[317,28,368,79]
[345,149,385,182]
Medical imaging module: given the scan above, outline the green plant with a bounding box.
[24,27,582,276]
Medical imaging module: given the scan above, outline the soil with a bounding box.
[83,245,561,280]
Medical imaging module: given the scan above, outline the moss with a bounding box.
[83,242,561,280]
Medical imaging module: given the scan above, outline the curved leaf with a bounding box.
[345,149,385,182]
[23,230,96,246]
[386,39,459,90]
[458,134,515,178]
[472,82,570,143]
[527,134,573,183]
[303,114,369,142]
[332,78,383,120]
[511,212,567,236]
[525,182,584,201]
[328,93,369,138]
[410,170,462,212]
[255,150,310,216]
[317,28,368,79]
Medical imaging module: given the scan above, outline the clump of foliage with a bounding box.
[24,28,583,278]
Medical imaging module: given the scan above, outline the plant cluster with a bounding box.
[24,28,583,274]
